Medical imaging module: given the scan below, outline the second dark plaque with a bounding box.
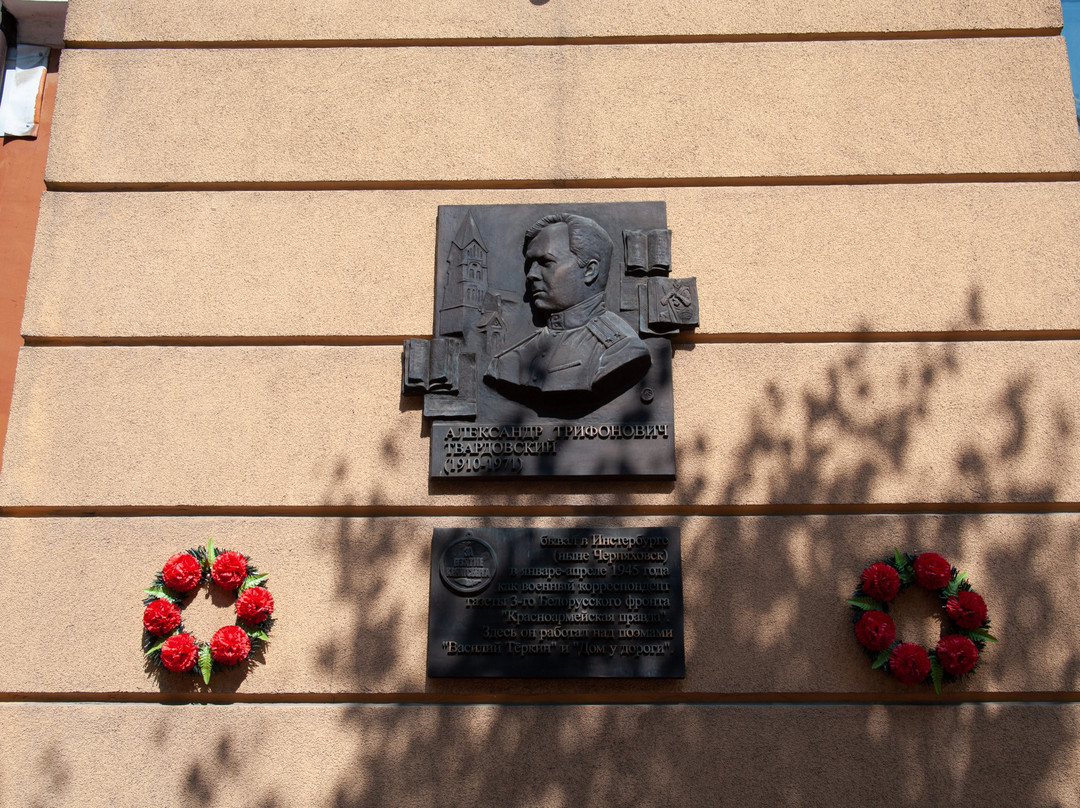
[428,526,684,678]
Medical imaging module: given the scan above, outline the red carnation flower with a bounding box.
[860,562,901,602]
[210,625,251,665]
[936,634,979,676]
[160,633,199,672]
[889,642,932,685]
[854,610,896,651]
[236,586,275,624]
[913,552,952,590]
[945,590,988,630]
[143,598,182,635]
[211,551,248,590]
[162,552,203,593]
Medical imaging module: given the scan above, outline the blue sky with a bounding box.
[1063,0,1080,109]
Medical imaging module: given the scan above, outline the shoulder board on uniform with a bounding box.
[586,315,629,348]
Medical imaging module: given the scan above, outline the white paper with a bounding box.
[0,44,49,137]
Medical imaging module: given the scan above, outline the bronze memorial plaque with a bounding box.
[401,202,698,478]
[427,527,684,678]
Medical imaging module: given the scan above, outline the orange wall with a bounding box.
[0,50,58,471]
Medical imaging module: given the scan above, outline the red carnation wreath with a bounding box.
[848,549,996,693]
[142,538,275,685]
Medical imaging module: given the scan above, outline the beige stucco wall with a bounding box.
[2,342,1079,508]
[44,40,1080,185]
[2,515,1079,697]
[22,185,1080,337]
[3,1,1080,805]
[5,703,1079,808]
[62,0,1063,43]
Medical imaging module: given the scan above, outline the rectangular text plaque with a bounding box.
[428,527,684,678]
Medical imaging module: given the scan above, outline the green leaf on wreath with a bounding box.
[238,573,269,593]
[931,659,944,695]
[846,597,881,611]
[143,586,169,600]
[943,571,967,599]
[871,648,892,669]
[144,638,167,657]
[892,548,914,585]
[198,645,213,685]
[205,537,217,568]
[250,630,269,642]
[964,628,998,643]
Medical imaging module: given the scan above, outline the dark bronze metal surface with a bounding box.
[400,202,699,478]
[427,527,685,678]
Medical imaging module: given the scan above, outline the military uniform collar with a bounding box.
[545,294,605,332]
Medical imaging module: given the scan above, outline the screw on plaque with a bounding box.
[641,388,654,403]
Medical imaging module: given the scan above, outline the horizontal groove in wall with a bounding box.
[21,330,1080,348]
[2,503,1079,518]
[1,691,1078,706]
[22,335,419,348]
[61,27,1064,51]
[43,171,1080,194]
[688,330,1080,344]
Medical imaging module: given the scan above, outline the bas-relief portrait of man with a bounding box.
[404,201,697,477]
[484,212,651,401]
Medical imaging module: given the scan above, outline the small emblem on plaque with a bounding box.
[439,535,497,595]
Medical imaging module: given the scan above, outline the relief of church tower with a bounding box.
[438,212,488,336]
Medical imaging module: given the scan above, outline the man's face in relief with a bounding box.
[523,222,593,315]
